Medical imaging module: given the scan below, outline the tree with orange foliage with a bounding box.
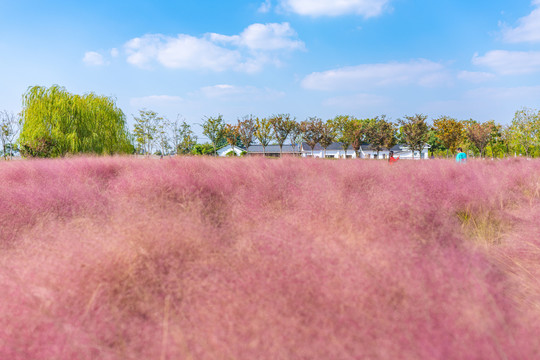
[465,121,494,158]
[432,116,464,157]
[224,124,240,155]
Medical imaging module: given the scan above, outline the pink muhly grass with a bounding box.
[0,156,540,359]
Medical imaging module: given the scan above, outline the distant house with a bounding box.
[246,144,301,157]
[300,142,430,159]
[217,145,246,157]
[217,142,430,159]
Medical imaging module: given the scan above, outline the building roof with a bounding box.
[247,144,301,153]
[301,142,366,151]
[300,142,430,152]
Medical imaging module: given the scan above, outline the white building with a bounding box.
[217,142,430,159]
[300,142,430,159]
[217,144,302,157]
[216,144,246,157]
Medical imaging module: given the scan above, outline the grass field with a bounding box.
[1,156,540,359]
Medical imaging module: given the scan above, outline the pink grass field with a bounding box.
[1,156,540,359]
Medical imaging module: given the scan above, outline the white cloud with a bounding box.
[83,51,105,66]
[501,1,540,43]
[130,95,184,108]
[199,84,285,100]
[472,50,540,75]
[301,59,450,91]
[125,34,241,71]
[209,22,304,51]
[124,23,303,72]
[110,48,119,58]
[258,0,272,13]
[279,0,390,17]
[457,71,496,83]
[200,84,240,98]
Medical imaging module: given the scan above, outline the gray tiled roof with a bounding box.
[247,144,301,153]
[301,142,366,151]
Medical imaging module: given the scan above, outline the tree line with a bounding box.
[128,108,540,159]
[2,85,540,159]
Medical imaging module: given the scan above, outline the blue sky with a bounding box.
[1,0,540,138]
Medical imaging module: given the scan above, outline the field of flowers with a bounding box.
[1,156,540,359]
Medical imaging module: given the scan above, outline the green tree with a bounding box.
[398,114,429,159]
[426,127,444,157]
[499,125,513,157]
[0,110,20,159]
[201,115,226,156]
[367,116,396,158]
[190,143,215,156]
[173,120,197,155]
[486,120,502,158]
[133,109,163,155]
[331,115,354,159]
[349,118,369,159]
[254,117,274,156]
[288,121,302,154]
[509,108,540,157]
[319,120,336,158]
[156,118,171,156]
[300,117,323,157]
[19,85,132,157]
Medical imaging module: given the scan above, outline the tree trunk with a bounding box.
[279,144,283,157]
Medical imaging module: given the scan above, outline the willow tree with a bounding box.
[19,85,132,157]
